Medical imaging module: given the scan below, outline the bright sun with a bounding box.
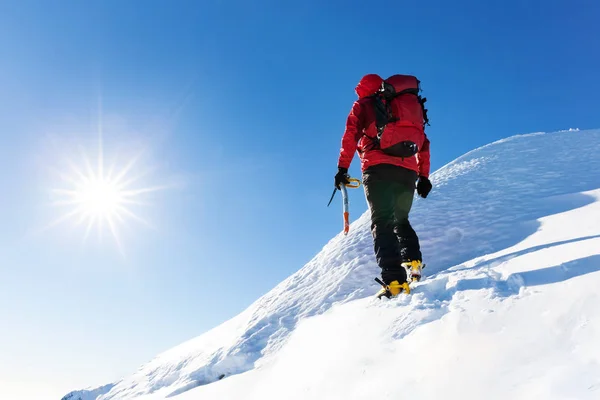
[70,177,126,219]
[76,178,123,216]
[48,134,164,250]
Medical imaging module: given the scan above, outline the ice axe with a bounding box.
[327,177,361,235]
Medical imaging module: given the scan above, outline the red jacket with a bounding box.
[337,75,431,178]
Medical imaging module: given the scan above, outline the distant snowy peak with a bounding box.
[61,384,116,400]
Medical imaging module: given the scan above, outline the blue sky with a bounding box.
[0,0,598,398]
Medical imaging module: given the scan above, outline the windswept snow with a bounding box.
[67,129,600,400]
[61,384,116,400]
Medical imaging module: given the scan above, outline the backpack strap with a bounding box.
[372,93,393,135]
[420,96,430,127]
[390,87,420,98]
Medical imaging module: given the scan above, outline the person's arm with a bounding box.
[337,101,363,170]
[417,133,430,178]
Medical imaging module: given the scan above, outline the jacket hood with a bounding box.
[355,74,383,99]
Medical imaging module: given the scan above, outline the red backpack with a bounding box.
[369,75,429,158]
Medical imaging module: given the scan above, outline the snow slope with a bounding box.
[67,129,600,400]
[61,384,116,400]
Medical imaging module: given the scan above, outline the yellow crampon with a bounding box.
[402,260,423,282]
[375,280,411,299]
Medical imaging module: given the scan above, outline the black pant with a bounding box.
[363,164,422,284]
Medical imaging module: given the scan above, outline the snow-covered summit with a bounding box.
[66,129,600,400]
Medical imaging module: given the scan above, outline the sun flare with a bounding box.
[48,135,164,250]
[74,178,123,216]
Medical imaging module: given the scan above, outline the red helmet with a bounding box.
[355,74,383,98]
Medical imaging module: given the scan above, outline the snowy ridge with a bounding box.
[66,129,600,400]
[61,384,116,400]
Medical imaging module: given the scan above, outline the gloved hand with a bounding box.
[416,176,432,198]
[334,167,350,189]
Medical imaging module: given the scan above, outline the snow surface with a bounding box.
[61,384,116,400]
[67,129,600,400]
